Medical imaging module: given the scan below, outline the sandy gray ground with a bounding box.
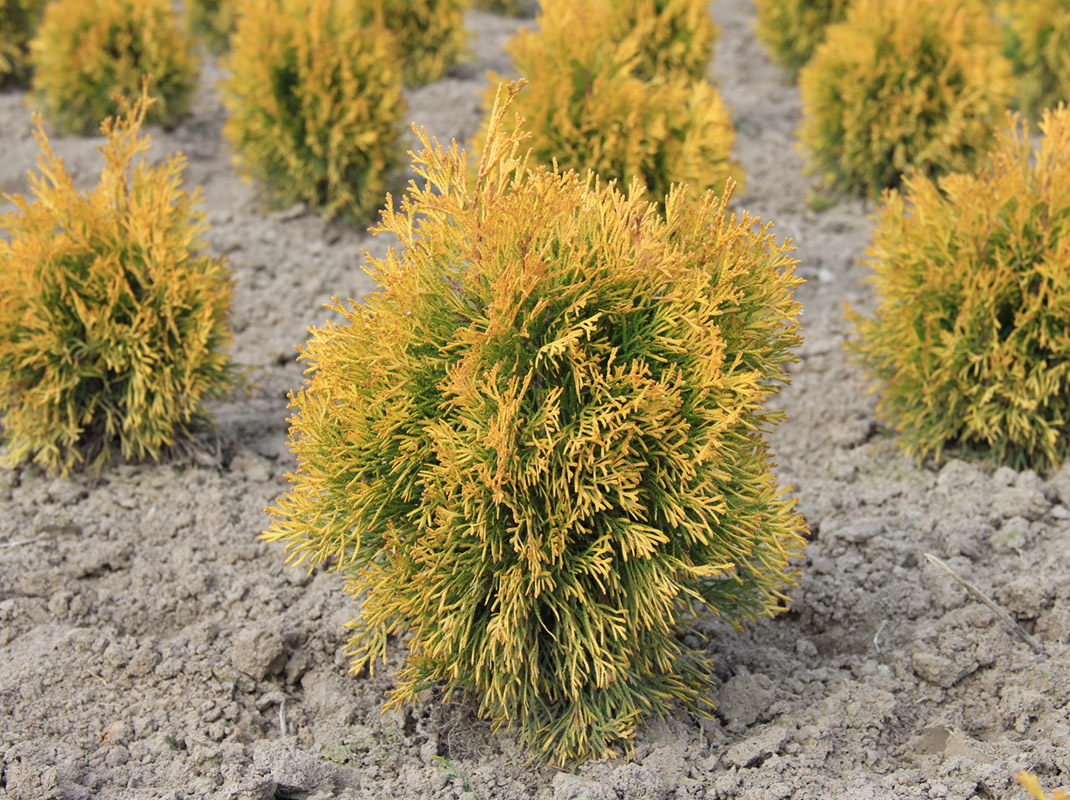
[1,2,1069,798]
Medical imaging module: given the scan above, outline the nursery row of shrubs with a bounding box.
[1,0,1069,771]
[756,0,1070,197]
[758,0,1070,125]
[6,0,1067,205]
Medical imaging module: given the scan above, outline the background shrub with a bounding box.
[472,0,532,17]
[847,107,1070,471]
[607,0,719,81]
[0,87,241,475]
[185,0,239,54]
[29,0,198,135]
[265,82,807,764]
[0,0,47,87]
[474,0,741,205]
[358,0,469,87]
[753,0,848,80]
[797,0,1014,198]
[221,0,405,220]
[999,0,1070,126]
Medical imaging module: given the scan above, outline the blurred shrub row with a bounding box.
[756,0,1070,197]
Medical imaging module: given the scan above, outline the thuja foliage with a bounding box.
[847,107,1070,472]
[607,0,719,81]
[999,0,1070,126]
[475,0,741,206]
[358,0,469,87]
[797,0,1014,198]
[29,0,197,135]
[185,0,239,54]
[0,85,241,475]
[1017,772,1070,800]
[0,0,46,87]
[753,0,848,80]
[221,0,405,221]
[265,82,807,764]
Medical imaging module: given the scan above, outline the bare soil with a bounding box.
[1,2,1068,799]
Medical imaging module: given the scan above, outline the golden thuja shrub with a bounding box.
[221,0,405,221]
[999,0,1070,126]
[185,0,239,54]
[0,85,242,476]
[753,0,849,80]
[29,0,198,135]
[0,0,47,87]
[797,0,1014,198]
[847,107,1070,471]
[607,0,719,81]
[358,0,469,87]
[474,0,741,206]
[265,82,807,764]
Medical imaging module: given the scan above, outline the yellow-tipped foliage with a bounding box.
[265,82,807,764]
[753,0,848,80]
[1000,0,1070,126]
[474,0,741,206]
[221,0,405,221]
[1017,772,1070,800]
[847,107,1070,471]
[0,0,46,87]
[185,0,239,54]
[798,0,1014,198]
[607,0,719,81]
[359,0,469,87]
[0,85,242,476]
[29,0,197,135]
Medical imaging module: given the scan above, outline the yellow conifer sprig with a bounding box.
[1018,771,1070,800]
